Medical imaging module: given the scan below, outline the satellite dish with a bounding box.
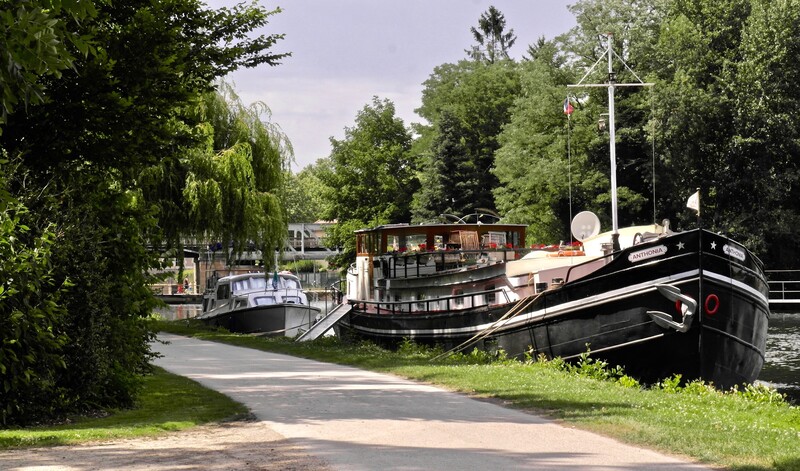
[571,211,601,242]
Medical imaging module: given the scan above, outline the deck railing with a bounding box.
[766,270,800,304]
[349,288,512,315]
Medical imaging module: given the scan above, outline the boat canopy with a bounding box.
[355,223,526,256]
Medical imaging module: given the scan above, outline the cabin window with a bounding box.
[415,293,427,311]
[486,285,496,304]
[216,284,230,300]
[482,232,506,249]
[283,296,301,304]
[453,289,464,307]
[451,231,479,250]
[357,232,380,255]
[232,277,266,293]
[283,278,300,290]
[254,296,276,306]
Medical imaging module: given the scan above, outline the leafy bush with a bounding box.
[0,197,70,425]
[282,259,319,273]
[732,383,788,405]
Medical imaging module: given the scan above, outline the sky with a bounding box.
[205,1,577,170]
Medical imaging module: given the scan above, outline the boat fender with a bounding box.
[704,294,719,316]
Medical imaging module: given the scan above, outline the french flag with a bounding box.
[563,98,574,116]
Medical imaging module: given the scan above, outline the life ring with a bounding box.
[704,294,720,316]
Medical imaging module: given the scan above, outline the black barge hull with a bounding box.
[341,229,769,389]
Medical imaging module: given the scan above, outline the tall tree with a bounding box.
[0,0,97,129]
[0,0,289,425]
[411,110,474,223]
[649,0,751,230]
[493,47,611,244]
[318,97,416,268]
[466,5,517,63]
[284,163,328,223]
[722,0,800,262]
[157,82,289,263]
[414,59,521,221]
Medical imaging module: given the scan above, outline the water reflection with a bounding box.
[153,304,202,321]
[758,313,800,403]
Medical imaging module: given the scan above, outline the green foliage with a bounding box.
[317,97,416,269]
[320,97,416,224]
[732,383,788,405]
[657,374,684,393]
[0,0,289,425]
[465,6,518,63]
[179,85,288,263]
[0,192,70,425]
[414,60,520,221]
[411,110,475,222]
[557,349,633,384]
[0,0,97,128]
[283,166,327,223]
[281,259,319,274]
[493,54,609,243]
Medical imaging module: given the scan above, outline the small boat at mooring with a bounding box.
[198,272,320,336]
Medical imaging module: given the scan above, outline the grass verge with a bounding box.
[4,318,798,471]
[0,365,249,449]
[154,320,800,471]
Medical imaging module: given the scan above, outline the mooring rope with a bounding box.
[430,291,544,362]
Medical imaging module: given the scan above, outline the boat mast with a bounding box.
[605,39,619,249]
[568,33,653,251]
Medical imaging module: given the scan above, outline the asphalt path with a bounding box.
[153,334,711,470]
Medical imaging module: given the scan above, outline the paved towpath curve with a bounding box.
[152,334,711,470]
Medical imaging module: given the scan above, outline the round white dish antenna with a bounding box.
[571,211,601,241]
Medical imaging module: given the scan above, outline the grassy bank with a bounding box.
[155,320,800,471]
[4,319,799,471]
[0,366,248,449]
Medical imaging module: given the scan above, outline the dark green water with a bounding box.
[759,312,800,404]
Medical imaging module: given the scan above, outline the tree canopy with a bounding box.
[0,0,289,425]
[311,0,800,269]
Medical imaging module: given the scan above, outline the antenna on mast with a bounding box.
[567,33,653,252]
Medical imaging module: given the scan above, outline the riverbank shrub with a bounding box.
[0,193,69,425]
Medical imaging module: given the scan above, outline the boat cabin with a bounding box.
[202,272,306,314]
[347,223,527,312]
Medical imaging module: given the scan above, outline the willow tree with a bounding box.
[0,0,289,425]
[181,83,289,264]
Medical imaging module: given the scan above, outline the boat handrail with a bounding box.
[350,287,512,315]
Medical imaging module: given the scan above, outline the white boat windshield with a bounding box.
[233,276,267,293]
[282,278,300,290]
